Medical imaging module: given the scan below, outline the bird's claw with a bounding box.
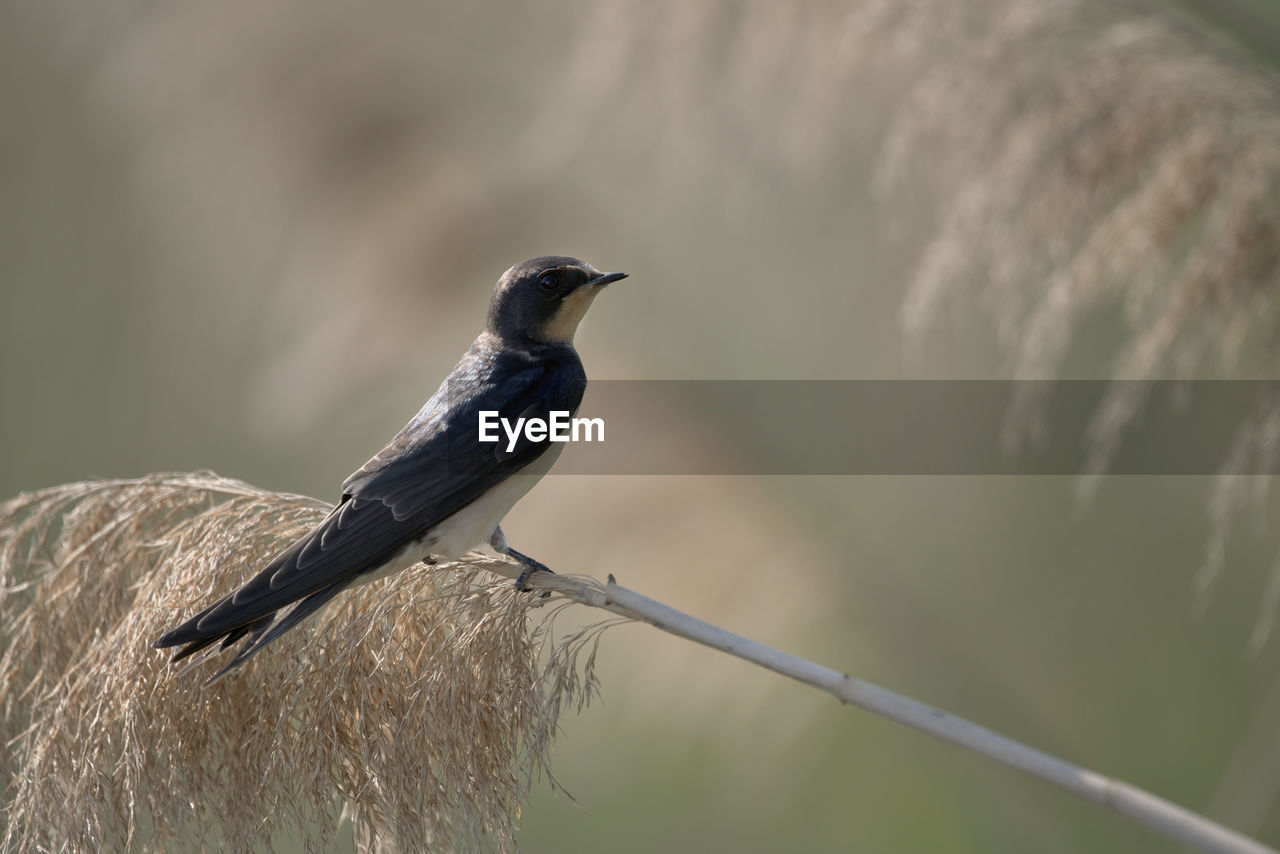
[514,560,554,597]
[500,544,555,597]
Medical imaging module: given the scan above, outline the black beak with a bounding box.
[587,271,628,287]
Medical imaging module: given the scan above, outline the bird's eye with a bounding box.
[537,272,559,290]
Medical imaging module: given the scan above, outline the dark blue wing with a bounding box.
[155,339,585,649]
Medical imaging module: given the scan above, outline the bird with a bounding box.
[154,256,627,681]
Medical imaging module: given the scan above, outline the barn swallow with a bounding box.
[154,256,627,681]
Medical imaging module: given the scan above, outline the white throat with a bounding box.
[541,286,602,343]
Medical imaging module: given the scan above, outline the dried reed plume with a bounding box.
[0,473,605,853]
[872,0,1280,637]
[883,0,1280,383]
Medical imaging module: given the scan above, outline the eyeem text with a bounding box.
[478,411,604,452]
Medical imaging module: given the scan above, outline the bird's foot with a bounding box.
[514,558,555,594]
[489,532,556,595]
[501,546,555,595]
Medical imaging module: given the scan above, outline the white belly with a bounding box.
[354,446,563,585]
[427,444,564,559]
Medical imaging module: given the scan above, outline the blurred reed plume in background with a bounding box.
[869,0,1280,631]
[0,474,601,852]
[888,4,1280,382]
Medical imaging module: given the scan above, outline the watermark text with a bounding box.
[478,410,604,452]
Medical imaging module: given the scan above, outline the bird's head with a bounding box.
[486,256,627,345]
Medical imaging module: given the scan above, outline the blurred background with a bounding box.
[3,0,1280,850]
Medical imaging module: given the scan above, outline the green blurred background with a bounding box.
[3,0,1279,850]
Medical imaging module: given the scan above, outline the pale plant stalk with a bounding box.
[478,558,1279,854]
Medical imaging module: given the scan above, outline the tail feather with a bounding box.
[202,583,350,684]
[152,489,418,680]
[155,579,353,683]
[153,589,236,651]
